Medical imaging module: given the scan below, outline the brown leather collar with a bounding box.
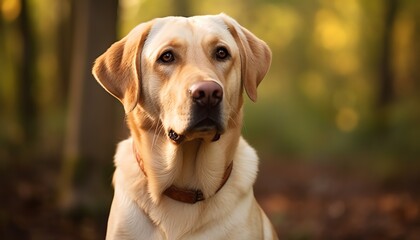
[133,142,233,204]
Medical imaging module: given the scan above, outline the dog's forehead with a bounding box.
[145,15,232,48]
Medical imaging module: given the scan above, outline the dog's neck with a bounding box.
[128,112,241,204]
[133,141,233,204]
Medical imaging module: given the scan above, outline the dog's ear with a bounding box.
[220,14,272,102]
[92,21,153,113]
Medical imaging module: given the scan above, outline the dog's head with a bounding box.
[93,14,271,143]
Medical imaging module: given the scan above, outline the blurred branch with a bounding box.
[173,0,191,17]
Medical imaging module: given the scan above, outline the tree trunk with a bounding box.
[373,0,399,138]
[59,0,123,210]
[56,0,74,104]
[18,0,37,145]
[378,0,398,107]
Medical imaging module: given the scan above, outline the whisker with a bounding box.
[151,119,162,149]
[226,100,240,128]
[229,115,238,128]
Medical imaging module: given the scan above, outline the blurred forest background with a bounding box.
[1,0,419,239]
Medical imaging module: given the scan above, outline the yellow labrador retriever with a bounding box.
[92,13,277,239]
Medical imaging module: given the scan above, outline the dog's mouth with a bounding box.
[192,118,219,132]
[168,118,223,144]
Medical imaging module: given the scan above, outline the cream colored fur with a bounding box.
[92,13,278,239]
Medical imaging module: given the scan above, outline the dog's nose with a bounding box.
[189,81,223,107]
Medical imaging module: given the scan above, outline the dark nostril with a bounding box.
[189,81,223,107]
[213,89,222,99]
[192,90,206,100]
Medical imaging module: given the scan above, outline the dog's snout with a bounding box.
[189,81,223,107]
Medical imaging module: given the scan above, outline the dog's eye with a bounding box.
[215,47,230,61]
[158,51,175,63]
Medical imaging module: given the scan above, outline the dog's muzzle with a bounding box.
[168,81,224,144]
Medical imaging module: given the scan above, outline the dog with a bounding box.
[92,13,277,239]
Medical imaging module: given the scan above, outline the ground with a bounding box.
[255,160,420,239]
[1,158,420,239]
